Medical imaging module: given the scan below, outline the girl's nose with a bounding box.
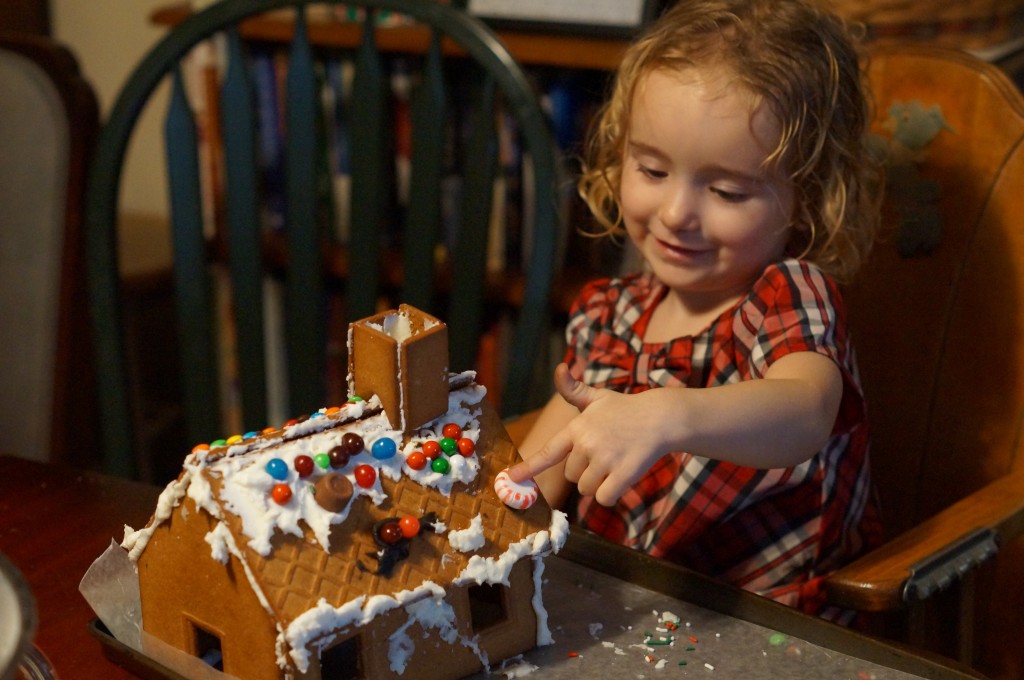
[658,184,698,232]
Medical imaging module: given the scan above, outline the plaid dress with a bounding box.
[566,258,882,617]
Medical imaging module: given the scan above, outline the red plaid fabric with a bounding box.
[566,259,882,618]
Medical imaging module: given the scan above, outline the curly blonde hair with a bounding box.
[579,0,881,282]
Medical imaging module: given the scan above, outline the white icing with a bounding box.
[447,515,485,552]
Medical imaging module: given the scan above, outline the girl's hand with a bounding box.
[507,364,671,506]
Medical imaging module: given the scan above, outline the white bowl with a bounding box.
[0,552,36,680]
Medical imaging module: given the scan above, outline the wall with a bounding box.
[51,0,171,233]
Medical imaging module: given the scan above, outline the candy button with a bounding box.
[354,464,376,488]
[226,434,243,445]
[378,522,403,545]
[265,458,289,481]
[494,469,539,510]
[328,445,350,469]
[271,483,292,505]
[422,440,441,460]
[406,450,427,471]
[398,515,420,538]
[294,455,314,478]
[340,432,364,456]
[372,437,397,460]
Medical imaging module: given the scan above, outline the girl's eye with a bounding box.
[710,186,748,202]
[637,163,668,179]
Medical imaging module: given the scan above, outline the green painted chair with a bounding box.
[85,0,563,480]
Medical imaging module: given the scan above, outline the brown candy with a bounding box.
[313,472,353,512]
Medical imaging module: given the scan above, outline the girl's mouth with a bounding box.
[656,238,709,262]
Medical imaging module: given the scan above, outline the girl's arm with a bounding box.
[509,352,843,507]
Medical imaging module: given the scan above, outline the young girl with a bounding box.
[509,0,883,618]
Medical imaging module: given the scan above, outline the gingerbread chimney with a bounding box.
[347,304,450,432]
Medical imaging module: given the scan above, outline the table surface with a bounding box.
[0,455,980,679]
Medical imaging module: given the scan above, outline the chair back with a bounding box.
[0,32,99,465]
[850,43,1024,677]
[853,44,1024,535]
[85,0,564,479]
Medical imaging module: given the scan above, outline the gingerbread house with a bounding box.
[122,305,566,679]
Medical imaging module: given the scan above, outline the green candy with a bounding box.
[439,437,457,455]
[431,457,450,474]
[314,453,331,469]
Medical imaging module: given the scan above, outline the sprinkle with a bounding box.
[768,632,787,647]
[705,662,715,670]
[689,635,699,643]
[679,661,688,666]
[568,651,580,658]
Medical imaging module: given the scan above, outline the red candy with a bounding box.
[378,522,403,545]
[442,423,462,439]
[271,483,292,505]
[456,437,475,456]
[353,464,376,488]
[406,450,427,471]
[293,455,314,478]
[398,515,420,538]
[422,440,441,460]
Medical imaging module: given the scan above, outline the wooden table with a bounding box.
[0,455,981,679]
[0,456,159,679]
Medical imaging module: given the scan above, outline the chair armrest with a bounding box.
[503,408,542,449]
[825,468,1024,612]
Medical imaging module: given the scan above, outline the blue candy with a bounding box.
[371,437,397,460]
[265,457,289,481]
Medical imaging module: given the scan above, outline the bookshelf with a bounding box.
[151,2,631,71]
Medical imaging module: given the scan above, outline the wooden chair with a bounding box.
[0,32,100,467]
[507,44,1024,678]
[84,0,564,481]
[824,43,1024,678]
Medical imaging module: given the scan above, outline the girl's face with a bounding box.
[620,67,795,313]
